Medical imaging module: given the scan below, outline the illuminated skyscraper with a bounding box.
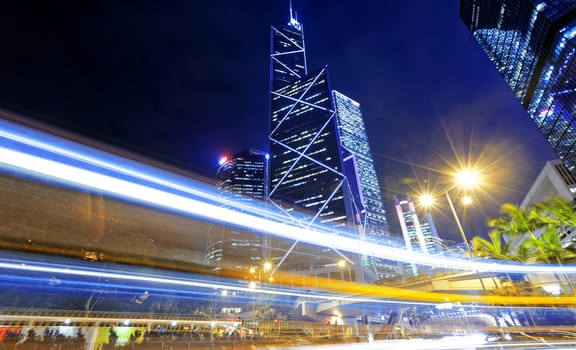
[269,10,358,227]
[206,149,269,275]
[216,149,269,202]
[332,91,388,238]
[460,0,576,176]
[267,7,390,281]
[394,195,435,254]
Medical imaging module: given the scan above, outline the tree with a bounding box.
[471,231,529,295]
[487,203,546,245]
[533,196,576,228]
[471,231,516,261]
[521,197,576,264]
[475,197,576,295]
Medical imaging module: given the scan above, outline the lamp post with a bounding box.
[419,168,481,257]
[461,195,479,239]
[419,191,472,256]
[445,192,472,255]
[451,168,482,255]
[420,168,489,292]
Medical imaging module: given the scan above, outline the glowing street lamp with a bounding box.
[456,169,480,189]
[447,168,482,255]
[419,193,434,208]
[418,168,481,256]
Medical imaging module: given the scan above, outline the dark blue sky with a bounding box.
[0,1,558,242]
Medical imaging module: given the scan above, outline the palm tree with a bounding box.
[471,231,516,261]
[487,203,547,244]
[471,231,531,295]
[533,196,576,228]
[521,197,576,264]
[479,198,576,294]
[471,230,522,295]
[520,228,571,264]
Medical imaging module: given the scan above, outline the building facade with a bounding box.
[521,158,576,207]
[332,91,389,239]
[206,149,270,275]
[521,158,576,247]
[394,195,438,255]
[460,0,576,176]
[267,8,390,281]
[216,149,269,202]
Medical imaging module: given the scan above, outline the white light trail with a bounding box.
[0,119,275,218]
[0,259,430,307]
[1,122,576,275]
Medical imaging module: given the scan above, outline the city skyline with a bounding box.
[0,1,559,243]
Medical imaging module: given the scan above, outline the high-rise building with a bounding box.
[394,195,440,276]
[332,91,388,239]
[206,149,269,275]
[394,195,438,255]
[267,6,390,281]
[521,158,576,208]
[460,0,576,176]
[521,159,576,247]
[216,149,269,203]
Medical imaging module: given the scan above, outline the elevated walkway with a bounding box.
[314,271,501,316]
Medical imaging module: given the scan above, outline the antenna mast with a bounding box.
[288,0,301,29]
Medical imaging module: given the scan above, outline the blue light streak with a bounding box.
[0,253,436,307]
[1,119,576,275]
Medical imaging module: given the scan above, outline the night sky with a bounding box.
[0,1,559,242]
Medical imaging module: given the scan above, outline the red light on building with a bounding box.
[219,155,229,165]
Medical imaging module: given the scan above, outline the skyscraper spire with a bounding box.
[288,0,301,29]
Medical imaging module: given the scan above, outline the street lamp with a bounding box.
[452,168,481,255]
[455,169,480,189]
[420,193,434,208]
[420,184,487,291]
[418,168,481,256]
[418,192,468,253]
[461,195,472,206]
[445,192,472,255]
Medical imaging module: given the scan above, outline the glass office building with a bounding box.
[269,15,360,229]
[216,149,269,203]
[460,0,576,175]
[394,195,436,254]
[394,195,440,276]
[268,9,391,281]
[270,10,307,92]
[333,90,389,239]
[207,149,269,275]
